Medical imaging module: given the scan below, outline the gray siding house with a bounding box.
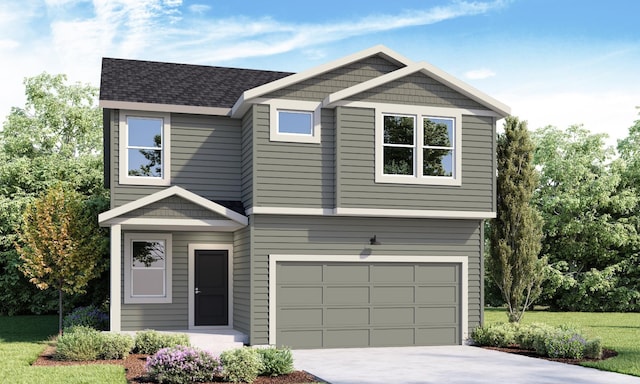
[98,46,510,349]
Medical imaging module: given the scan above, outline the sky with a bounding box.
[0,0,638,146]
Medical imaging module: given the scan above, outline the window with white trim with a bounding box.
[124,233,172,303]
[119,111,171,186]
[269,100,321,143]
[376,107,461,186]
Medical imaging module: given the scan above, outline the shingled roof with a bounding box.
[100,58,294,109]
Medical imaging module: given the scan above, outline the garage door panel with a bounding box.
[416,327,458,345]
[371,264,414,282]
[371,328,415,347]
[325,307,370,325]
[325,329,370,348]
[278,330,322,349]
[325,286,369,304]
[416,306,457,324]
[278,308,323,327]
[416,286,458,303]
[416,264,459,283]
[277,263,322,282]
[278,286,323,305]
[372,286,414,303]
[324,265,369,282]
[372,307,414,325]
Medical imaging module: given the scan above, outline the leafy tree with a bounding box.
[16,185,107,334]
[487,117,545,322]
[0,73,107,315]
[533,125,639,310]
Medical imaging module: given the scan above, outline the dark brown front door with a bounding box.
[195,250,228,326]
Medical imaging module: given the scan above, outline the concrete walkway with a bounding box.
[293,346,640,384]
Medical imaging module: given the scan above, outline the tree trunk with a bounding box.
[58,284,63,336]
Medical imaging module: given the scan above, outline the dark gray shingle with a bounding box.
[100,58,294,108]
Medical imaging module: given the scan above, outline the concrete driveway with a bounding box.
[293,346,640,384]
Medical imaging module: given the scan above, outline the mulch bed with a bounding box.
[33,345,319,383]
[481,346,618,365]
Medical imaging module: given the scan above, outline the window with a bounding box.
[269,100,321,143]
[124,233,172,303]
[119,111,171,186]
[376,107,461,186]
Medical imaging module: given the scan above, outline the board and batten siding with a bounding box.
[232,225,252,336]
[336,106,496,212]
[249,215,483,345]
[112,111,243,207]
[252,105,335,208]
[120,231,233,330]
[263,55,403,101]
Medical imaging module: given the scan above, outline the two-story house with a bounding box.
[98,45,510,349]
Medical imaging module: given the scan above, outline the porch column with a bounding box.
[110,224,121,332]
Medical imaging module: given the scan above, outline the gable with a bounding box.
[344,72,487,110]
[262,54,404,102]
[121,195,227,220]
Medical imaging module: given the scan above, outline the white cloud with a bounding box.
[188,4,210,14]
[465,68,496,80]
[0,39,19,50]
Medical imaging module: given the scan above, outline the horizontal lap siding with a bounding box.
[113,113,242,207]
[121,231,233,330]
[348,73,486,109]
[337,107,495,211]
[241,108,254,208]
[253,105,335,208]
[233,226,251,336]
[263,56,402,101]
[250,215,482,345]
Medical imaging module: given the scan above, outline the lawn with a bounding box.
[0,315,126,384]
[484,308,640,377]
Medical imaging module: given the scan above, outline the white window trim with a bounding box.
[375,105,462,186]
[124,233,172,304]
[268,99,321,144]
[119,110,171,186]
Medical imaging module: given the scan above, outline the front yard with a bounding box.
[485,308,640,377]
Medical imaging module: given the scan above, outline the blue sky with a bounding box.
[1,0,638,144]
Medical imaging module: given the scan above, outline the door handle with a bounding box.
[195,288,201,295]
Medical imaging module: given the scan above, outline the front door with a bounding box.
[194,250,228,326]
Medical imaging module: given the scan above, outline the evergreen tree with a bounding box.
[488,117,545,322]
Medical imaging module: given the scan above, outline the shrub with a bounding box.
[515,323,555,351]
[63,305,109,331]
[55,326,102,361]
[584,339,603,359]
[257,347,294,377]
[470,323,517,347]
[99,333,134,360]
[542,329,586,359]
[134,330,190,354]
[146,345,221,384]
[220,347,264,383]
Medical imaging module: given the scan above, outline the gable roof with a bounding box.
[100,58,293,115]
[322,62,510,117]
[98,186,248,226]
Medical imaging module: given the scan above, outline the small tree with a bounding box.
[488,117,546,322]
[16,185,107,334]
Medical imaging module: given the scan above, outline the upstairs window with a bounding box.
[376,107,461,186]
[269,100,321,144]
[119,111,171,186]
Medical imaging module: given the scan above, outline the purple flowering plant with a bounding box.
[145,345,221,384]
[63,305,109,331]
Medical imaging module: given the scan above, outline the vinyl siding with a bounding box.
[336,106,496,212]
[113,112,242,207]
[241,107,254,208]
[253,105,335,208]
[263,55,403,101]
[348,72,486,110]
[122,196,226,219]
[249,215,482,345]
[233,225,251,336]
[121,231,233,330]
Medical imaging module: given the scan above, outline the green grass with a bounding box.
[485,308,640,377]
[0,316,126,384]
